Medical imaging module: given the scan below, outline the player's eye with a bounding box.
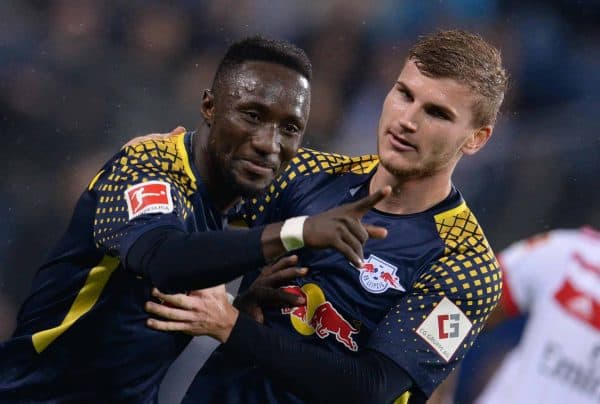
[397,86,413,101]
[426,106,451,121]
[243,111,260,122]
[282,123,301,136]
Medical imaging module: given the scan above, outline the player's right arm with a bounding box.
[91,146,390,293]
[124,186,390,293]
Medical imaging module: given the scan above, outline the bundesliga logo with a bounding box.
[352,254,405,294]
[124,181,173,220]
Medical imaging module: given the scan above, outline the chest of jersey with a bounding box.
[265,211,445,353]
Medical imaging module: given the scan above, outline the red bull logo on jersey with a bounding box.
[352,254,405,294]
[280,284,359,351]
[125,181,173,220]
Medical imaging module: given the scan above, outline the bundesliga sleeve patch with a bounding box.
[415,297,473,362]
[125,181,174,220]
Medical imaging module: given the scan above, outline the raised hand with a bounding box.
[122,126,187,149]
[302,186,391,266]
[235,255,308,323]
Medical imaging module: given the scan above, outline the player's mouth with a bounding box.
[239,158,276,177]
[386,131,417,152]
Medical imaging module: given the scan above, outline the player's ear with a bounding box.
[462,126,492,156]
[201,89,215,128]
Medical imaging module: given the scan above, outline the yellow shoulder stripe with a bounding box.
[176,132,196,185]
[434,201,467,223]
[393,390,411,404]
[87,169,105,191]
[32,255,120,353]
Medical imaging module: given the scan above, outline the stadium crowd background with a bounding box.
[1,0,599,402]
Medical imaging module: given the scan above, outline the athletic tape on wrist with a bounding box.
[226,292,235,305]
[280,216,308,251]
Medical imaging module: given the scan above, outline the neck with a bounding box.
[369,165,453,215]
[193,127,241,214]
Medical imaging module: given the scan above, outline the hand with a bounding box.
[145,285,238,343]
[122,126,187,149]
[302,186,391,266]
[235,255,308,323]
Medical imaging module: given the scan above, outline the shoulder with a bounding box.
[500,227,597,268]
[423,201,501,302]
[432,200,492,257]
[101,132,197,196]
[288,147,379,176]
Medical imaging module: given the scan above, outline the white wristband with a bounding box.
[280,216,308,251]
[226,292,235,305]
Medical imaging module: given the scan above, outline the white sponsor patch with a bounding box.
[124,181,174,220]
[416,297,473,362]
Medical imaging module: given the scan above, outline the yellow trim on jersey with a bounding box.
[433,201,467,223]
[393,391,411,404]
[359,158,379,174]
[32,255,120,353]
[176,132,197,184]
[87,169,105,191]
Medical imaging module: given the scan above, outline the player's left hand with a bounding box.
[145,284,239,343]
[235,255,308,323]
[122,126,186,149]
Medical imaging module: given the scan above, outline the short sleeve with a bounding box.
[367,253,502,396]
[497,232,552,314]
[90,145,195,260]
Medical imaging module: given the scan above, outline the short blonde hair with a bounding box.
[408,30,508,126]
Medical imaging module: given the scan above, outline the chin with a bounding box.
[233,177,271,198]
[380,157,428,179]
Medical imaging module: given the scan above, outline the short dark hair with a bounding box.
[408,30,508,127]
[212,36,312,92]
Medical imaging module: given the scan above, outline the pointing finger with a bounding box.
[364,223,388,239]
[350,186,391,216]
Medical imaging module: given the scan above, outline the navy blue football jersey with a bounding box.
[0,132,225,403]
[185,149,502,403]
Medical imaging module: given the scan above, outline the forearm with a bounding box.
[126,226,266,293]
[223,314,413,403]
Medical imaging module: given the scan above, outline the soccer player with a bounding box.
[145,30,508,403]
[0,37,390,403]
[473,226,600,404]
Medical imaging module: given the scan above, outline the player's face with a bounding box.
[205,61,310,197]
[377,59,488,180]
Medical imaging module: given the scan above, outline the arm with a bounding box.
[224,314,413,403]
[126,187,391,293]
[145,289,413,403]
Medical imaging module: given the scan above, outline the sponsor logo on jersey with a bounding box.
[351,254,405,294]
[554,278,600,330]
[539,342,600,400]
[281,284,359,351]
[416,297,472,362]
[125,181,173,220]
[553,253,600,330]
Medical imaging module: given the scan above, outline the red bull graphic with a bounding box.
[310,301,358,351]
[353,254,405,294]
[280,283,359,351]
[281,285,307,321]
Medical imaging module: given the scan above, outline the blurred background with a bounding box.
[1,0,599,402]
